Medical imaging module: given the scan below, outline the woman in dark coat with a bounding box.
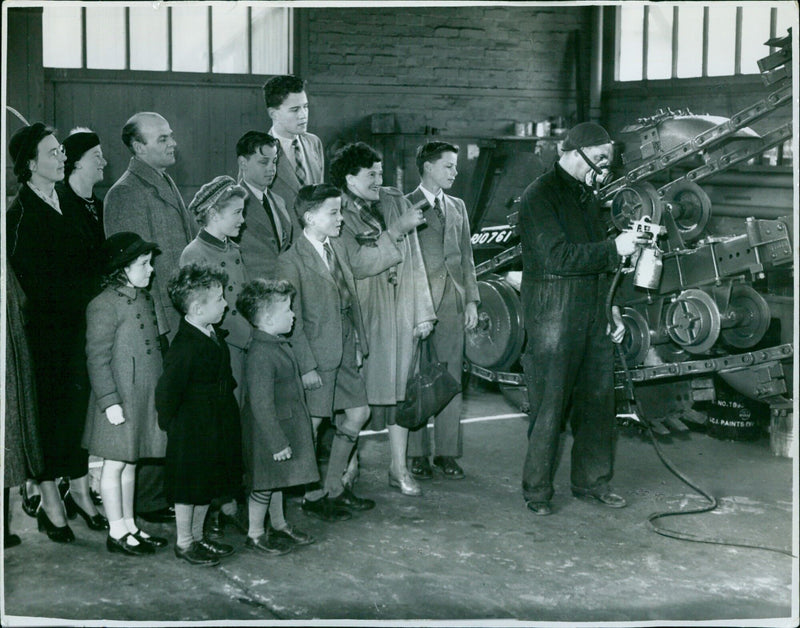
[56,128,107,288]
[6,123,104,542]
[4,262,45,548]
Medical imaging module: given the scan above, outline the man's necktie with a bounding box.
[209,329,219,345]
[323,241,351,310]
[292,138,307,185]
[432,197,445,224]
[262,193,283,246]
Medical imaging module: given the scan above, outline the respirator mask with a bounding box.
[577,147,614,190]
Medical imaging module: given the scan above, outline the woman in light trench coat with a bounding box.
[331,142,436,497]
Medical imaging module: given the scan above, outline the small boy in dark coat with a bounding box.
[237,279,318,555]
[155,263,242,566]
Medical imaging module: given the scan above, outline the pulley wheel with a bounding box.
[610,182,663,231]
[720,285,771,348]
[665,288,721,354]
[620,307,651,366]
[663,180,711,243]
[465,278,525,371]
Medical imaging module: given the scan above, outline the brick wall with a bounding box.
[301,6,592,146]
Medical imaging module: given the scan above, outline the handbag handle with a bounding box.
[421,330,441,364]
[406,337,422,382]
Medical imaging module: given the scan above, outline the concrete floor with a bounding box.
[2,384,797,625]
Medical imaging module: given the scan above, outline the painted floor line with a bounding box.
[359,412,527,437]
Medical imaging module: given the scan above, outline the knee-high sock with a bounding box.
[175,503,194,549]
[324,433,357,498]
[248,491,271,540]
[191,504,210,542]
[268,490,286,529]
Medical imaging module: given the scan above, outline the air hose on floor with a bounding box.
[606,265,795,558]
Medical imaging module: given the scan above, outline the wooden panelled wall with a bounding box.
[8,6,592,203]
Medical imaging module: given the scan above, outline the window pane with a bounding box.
[740,6,772,74]
[707,5,736,76]
[646,5,673,79]
[252,6,291,75]
[676,5,704,78]
[617,5,644,81]
[130,5,168,71]
[172,6,209,72]
[42,6,82,68]
[86,6,126,69]
[212,4,248,74]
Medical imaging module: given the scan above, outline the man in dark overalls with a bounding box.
[518,122,647,516]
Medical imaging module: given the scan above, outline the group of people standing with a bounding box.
[4,75,482,565]
[5,69,643,568]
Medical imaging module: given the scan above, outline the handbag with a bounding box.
[396,335,461,430]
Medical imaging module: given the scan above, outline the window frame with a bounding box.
[611,4,786,84]
[44,5,295,76]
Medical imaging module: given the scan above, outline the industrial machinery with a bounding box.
[464,32,794,451]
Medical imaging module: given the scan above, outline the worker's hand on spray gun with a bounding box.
[607,305,625,344]
[614,229,650,257]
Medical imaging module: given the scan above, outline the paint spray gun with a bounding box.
[623,216,667,290]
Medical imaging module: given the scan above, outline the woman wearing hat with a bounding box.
[7,123,105,542]
[83,232,169,556]
[57,127,107,256]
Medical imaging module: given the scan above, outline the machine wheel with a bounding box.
[665,288,721,354]
[620,307,651,366]
[663,180,711,243]
[720,284,772,348]
[465,277,525,371]
[610,182,663,231]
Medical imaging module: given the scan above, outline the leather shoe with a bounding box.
[106,533,154,556]
[138,506,176,523]
[204,510,224,539]
[388,469,422,496]
[526,501,553,516]
[433,456,465,479]
[4,533,22,549]
[64,492,108,530]
[175,542,219,566]
[197,537,235,557]
[19,485,41,518]
[244,534,292,556]
[409,457,433,480]
[132,530,168,549]
[572,488,627,508]
[329,487,375,512]
[37,508,75,543]
[301,496,352,522]
[268,524,315,546]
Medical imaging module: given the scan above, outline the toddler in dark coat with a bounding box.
[84,232,169,556]
[237,279,318,555]
[155,263,242,566]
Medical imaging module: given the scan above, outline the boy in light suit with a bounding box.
[277,184,381,521]
[405,142,480,482]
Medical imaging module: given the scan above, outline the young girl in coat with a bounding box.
[83,232,169,556]
[237,279,318,555]
[156,263,242,566]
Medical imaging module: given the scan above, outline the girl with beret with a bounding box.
[7,123,104,543]
[83,232,169,556]
[181,176,250,537]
